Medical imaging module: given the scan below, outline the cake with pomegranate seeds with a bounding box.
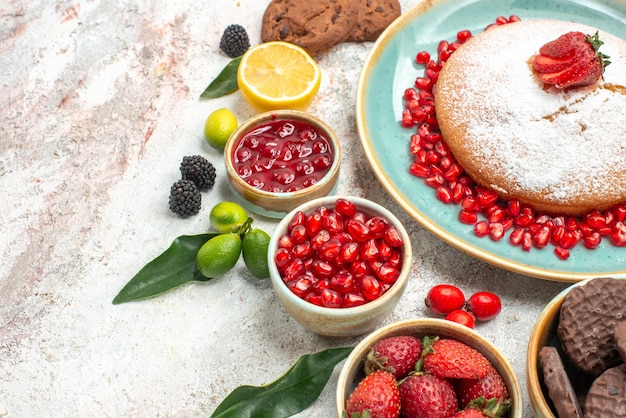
[434,19,626,216]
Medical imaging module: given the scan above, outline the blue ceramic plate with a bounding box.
[356,0,626,282]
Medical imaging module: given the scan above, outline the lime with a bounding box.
[242,228,271,279]
[209,201,249,233]
[196,233,242,278]
[204,108,238,151]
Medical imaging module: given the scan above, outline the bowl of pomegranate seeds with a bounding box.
[336,318,523,417]
[224,110,341,218]
[527,277,626,418]
[268,196,412,337]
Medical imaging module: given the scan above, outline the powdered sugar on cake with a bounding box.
[435,20,626,213]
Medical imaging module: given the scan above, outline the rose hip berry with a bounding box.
[232,119,334,193]
[401,15,626,259]
[466,291,502,321]
[276,199,404,308]
[425,284,466,315]
[445,309,476,329]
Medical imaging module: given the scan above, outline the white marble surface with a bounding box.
[0,1,573,416]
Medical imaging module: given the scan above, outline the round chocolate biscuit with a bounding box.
[261,0,357,56]
[583,364,626,417]
[346,0,401,42]
[557,277,626,376]
[539,346,583,418]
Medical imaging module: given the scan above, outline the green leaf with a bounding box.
[200,56,241,99]
[112,233,217,304]
[211,347,353,418]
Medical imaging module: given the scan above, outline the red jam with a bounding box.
[232,119,334,193]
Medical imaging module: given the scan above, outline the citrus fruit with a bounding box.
[209,201,248,233]
[242,228,271,279]
[237,41,321,113]
[196,233,242,278]
[204,108,238,151]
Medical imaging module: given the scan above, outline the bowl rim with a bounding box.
[224,109,342,199]
[267,195,413,317]
[336,318,523,418]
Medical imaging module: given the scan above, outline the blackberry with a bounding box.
[169,179,201,217]
[219,24,250,58]
[180,155,216,190]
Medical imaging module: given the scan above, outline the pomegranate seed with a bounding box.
[288,211,306,231]
[560,232,580,250]
[554,247,570,260]
[338,242,360,263]
[350,260,371,276]
[342,293,367,308]
[319,239,342,261]
[476,188,499,208]
[515,212,534,228]
[415,51,430,64]
[425,173,445,188]
[506,200,521,217]
[274,247,292,269]
[311,260,334,278]
[509,227,524,246]
[305,292,324,306]
[404,88,420,101]
[384,226,403,247]
[613,204,626,222]
[565,217,579,231]
[284,258,305,280]
[585,210,606,228]
[437,186,454,203]
[410,162,430,178]
[287,276,312,298]
[583,232,601,249]
[360,275,383,301]
[474,221,489,237]
[425,68,439,83]
[488,208,505,224]
[361,239,380,262]
[438,48,452,62]
[292,242,313,259]
[415,77,432,91]
[401,110,415,128]
[366,216,389,238]
[388,250,402,269]
[321,288,342,308]
[461,196,479,212]
[459,210,477,224]
[290,224,307,244]
[495,16,508,25]
[522,231,532,251]
[489,222,505,241]
[377,239,393,260]
[310,229,330,250]
[346,219,370,242]
[457,29,472,43]
[610,222,626,246]
[550,225,566,246]
[533,225,551,248]
[376,263,400,284]
[279,233,295,250]
[330,271,355,293]
[508,15,521,22]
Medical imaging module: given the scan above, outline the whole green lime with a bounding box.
[204,108,238,151]
[209,201,249,233]
[196,233,242,278]
[242,228,271,279]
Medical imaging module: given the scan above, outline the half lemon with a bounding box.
[237,41,321,113]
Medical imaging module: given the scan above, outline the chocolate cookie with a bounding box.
[557,277,626,376]
[539,346,583,418]
[615,321,626,363]
[584,364,626,417]
[347,0,401,42]
[261,0,357,56]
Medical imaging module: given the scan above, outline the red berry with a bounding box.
[445,309,476,328]
[425,284,466,315]
[345,370,401,418]
[466,291,502,321]
[364,335,423,379]
[399,374,458,418]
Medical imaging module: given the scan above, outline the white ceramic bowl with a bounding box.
[224,110,341,219]
[268,196,412,337]
[337,318,523,418]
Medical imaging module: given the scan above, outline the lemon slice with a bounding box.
[237,41,321,113]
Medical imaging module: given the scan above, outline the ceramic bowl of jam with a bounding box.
[267,195,412,337]
[224,110,341,218]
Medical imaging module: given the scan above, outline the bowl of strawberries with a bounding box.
[336,318,523,417]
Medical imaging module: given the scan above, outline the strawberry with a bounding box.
[452,408,488,418]
[421,337,491,379]
[345,370,401,418]
[364,335,423,379]
[456,364,509,409]
[399,373,458,418]
[533,31,611,89]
